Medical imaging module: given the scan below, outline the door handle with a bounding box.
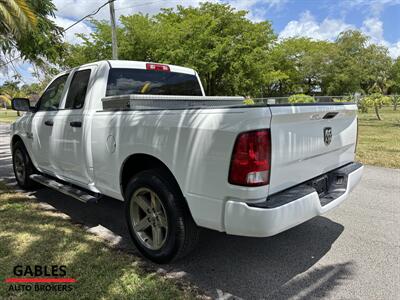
[44,120,53,126]
[70,121,82,128]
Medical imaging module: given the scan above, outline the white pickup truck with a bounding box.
[10,60,363,263]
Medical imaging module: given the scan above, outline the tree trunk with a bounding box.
[394,102,397,111]
[307,77,312,95]
[374,105,381,121]
[206,73,212,96]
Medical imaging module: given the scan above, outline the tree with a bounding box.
[362,93,391,120]
[269,38,335,95]
[288,94,315,103]
[60,3,395,99]
[61,19,116,67]
[149,3,276,96]
[363,44,393,94]
[391,95,399,111]
[63,3,277,97]
[326,30,392,96]
[0,80,46,112]
[0,80,22,114]
[389,57,400,110]
[0,94,11,108]
[0,0,64,66]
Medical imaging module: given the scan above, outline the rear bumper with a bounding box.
[224,162,363,237]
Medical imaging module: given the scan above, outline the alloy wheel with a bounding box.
[130,187,168,250]
[14,149,25,183]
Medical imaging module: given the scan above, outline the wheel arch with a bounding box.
[120,153,184,200]
[11,134,24,151]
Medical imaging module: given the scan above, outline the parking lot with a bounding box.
[0,123,399,299]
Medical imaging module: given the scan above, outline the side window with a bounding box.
[38,75,68,111]
[64,69,91,109]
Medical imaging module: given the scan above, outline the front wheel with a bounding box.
[12,141,36,189]
[125,169,199,263]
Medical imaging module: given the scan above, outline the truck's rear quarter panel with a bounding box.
[91,106,272,230]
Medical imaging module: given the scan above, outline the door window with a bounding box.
[38,75,68,111]
[64,69,91,109]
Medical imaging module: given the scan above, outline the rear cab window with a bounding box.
[106,68,203,97]
[65,69,91,109]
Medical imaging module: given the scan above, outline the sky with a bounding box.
[1,0,400,84]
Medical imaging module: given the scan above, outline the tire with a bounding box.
[12,141,36,189]
[125,169,199,263]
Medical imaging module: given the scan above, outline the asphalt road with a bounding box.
[1,123,399,300]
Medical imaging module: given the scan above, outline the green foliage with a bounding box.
[16,1,395,100]
[391,95,399,110]
[0,79,52,113]
[0,80,21,111]
[389,58,400,94]
[0,95,11,107]
[0,80,20,97]
[362,93,391,120]
[0,0,64,65]
[0,0,37,39]
[0,80,44,107]
[363,93,391,107]
[325,31,392,95]
[288,94,315,103]
[243,98,255,105]
[151,4,276,96]
[268,38,335,95]
[333,95,354,103]
[62,3,277,96]
[61,19,115,67]
[65,10,397,98]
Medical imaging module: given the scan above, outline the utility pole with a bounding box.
[109,0,118,59]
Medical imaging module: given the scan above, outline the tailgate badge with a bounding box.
[324,127,332,146]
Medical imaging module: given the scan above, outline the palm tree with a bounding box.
[0,94,12,109]
[0,0,37,38]
[0,0,63,68]
[0,80,24,115]
[0,0,38,71]
[0,0,38,68]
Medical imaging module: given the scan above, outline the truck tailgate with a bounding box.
[268,104,358,194]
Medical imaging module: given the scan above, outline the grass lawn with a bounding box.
[0,110,18,124]
[0,182,199,300]
[356,106,400,168]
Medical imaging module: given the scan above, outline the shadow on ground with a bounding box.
[2,180,350,299]
[0,190,193,299]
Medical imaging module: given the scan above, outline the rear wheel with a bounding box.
[125,169,199,263]
[12,141,36,189]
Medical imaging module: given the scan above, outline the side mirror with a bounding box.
[12,98,32,112]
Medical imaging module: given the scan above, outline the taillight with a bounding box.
[146,63,170,72]
[228,129,271,186]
